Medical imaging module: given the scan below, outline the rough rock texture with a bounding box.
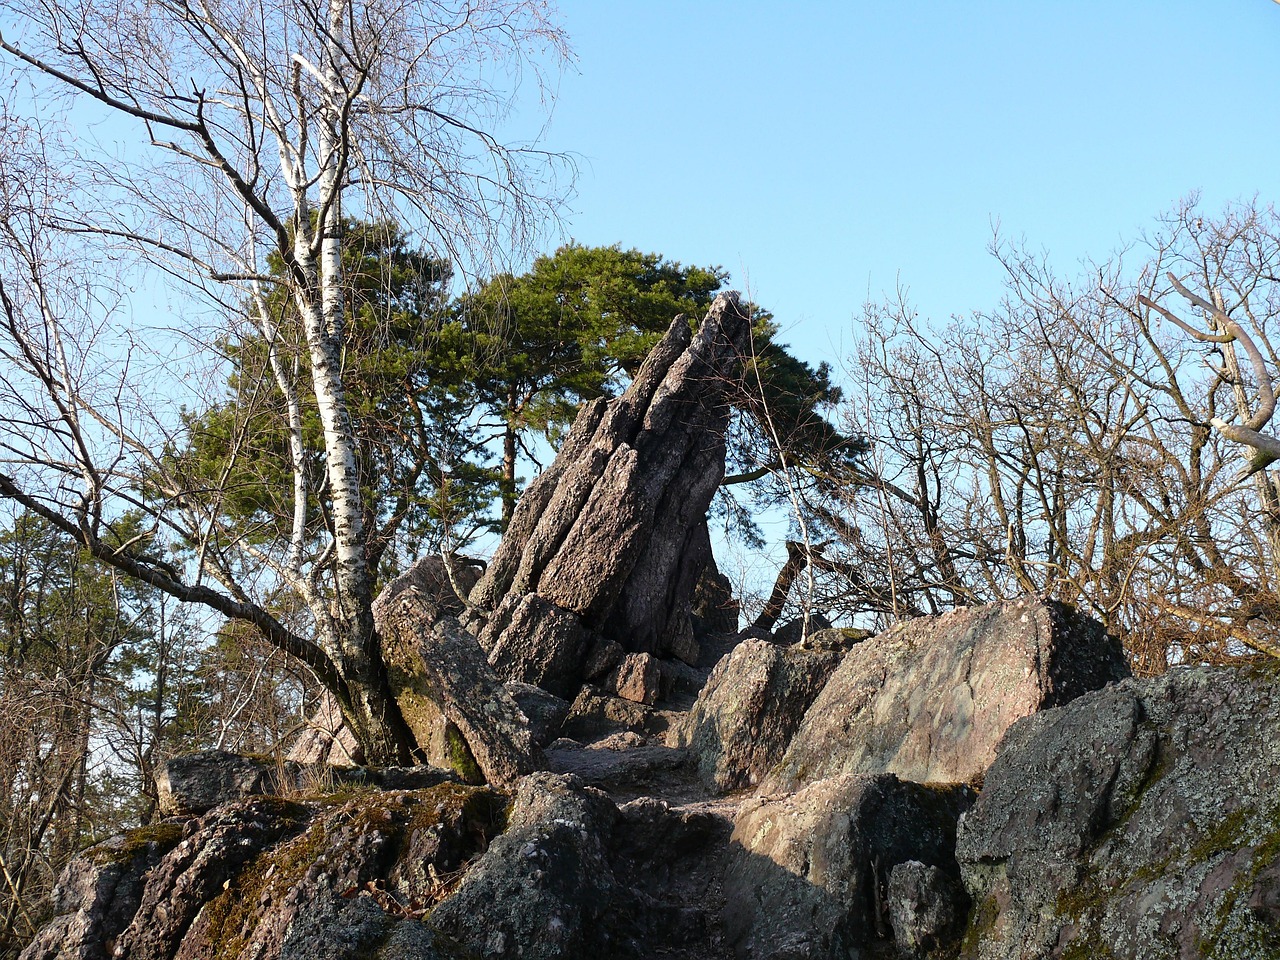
[676,638,843,791]
[957,664,1280,960]
[430,773,620,960]
[19,826,183,960]
[607,652,662,705]
[723,773,975,959]
[468,293,753,695]
[772,611,832,646]
[155,750,279,816]
[691,562,739,638]
[287,692,363,766]
[26,783,505,960]
[504,681,570,747]
[765,597,1129,792]
[372,579,539,787]
[888,860,968,955]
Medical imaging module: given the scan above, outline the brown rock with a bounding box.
[373,581,540,787]
[723,774,974,959]
[286,691,363,766]
[608,652,661,705]
[467,294,753,697]
[763,596,1129,792]
[155,750,277,817]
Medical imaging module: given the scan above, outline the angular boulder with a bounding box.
[723,773,975,959]
[957,664,1280,960]
[676,638,843,791]
[468,293,753,695]
[372,575,540,787]
[25,783,505,960]
[763,597,1129,792]
[430,773,619,960]
[18,824,183,960]
[155,750,278,817]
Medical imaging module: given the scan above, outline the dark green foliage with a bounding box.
[172,219,499,575]
[459,242,727,522]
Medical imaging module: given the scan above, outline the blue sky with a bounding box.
[543,1,1280,364]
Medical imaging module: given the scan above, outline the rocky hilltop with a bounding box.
[20,293,1280,959]
[24,594,1280,960]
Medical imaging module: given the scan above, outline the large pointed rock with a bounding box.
[468,293,753,696]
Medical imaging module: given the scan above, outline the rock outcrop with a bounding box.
[373,570,540,787]
[676,638,843,791]
[468,293,754,696]
[26,600,1280,960]
[764,596,1130,792]
[155,750,281,817]
[957,663,1280,959]
[723,773,975,958]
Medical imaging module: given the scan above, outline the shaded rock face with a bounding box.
[23,783,505,960]
[723,773,975,959]
[19,826,182,960]
[676,638,843,791]
[468,293,753,695]
[430,772,619,959]
[957,664,1280,960]
[156,750,279,817]
[765,596,1130,792]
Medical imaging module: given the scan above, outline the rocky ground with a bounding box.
[30,595,1280,960]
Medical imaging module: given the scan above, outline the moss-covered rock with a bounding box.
[956,665,1280,959]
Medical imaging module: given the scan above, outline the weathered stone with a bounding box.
[764,597,1129,792]
[504,680,570,747]
[430,773,620,960]
[374,554,483,617]
[676,638,843,791]
[691,561,739,637]
[560,686,685,743]
[957,664,1280,960]
[478,594,593,699]
[155,750,277,817]
[53,783,502,960]
[373,582,540,787]
[801,626,873,651]
[583,636,625,681]
[287,691,363,767]
[887,860,968,954]
[468,294,753,696]
[772,611,831,646]
[723,773,975,959]
[19,825,182,960]
[607,652,662,705]
[545,740,692,796]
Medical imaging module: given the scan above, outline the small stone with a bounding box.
[607,653,661,705]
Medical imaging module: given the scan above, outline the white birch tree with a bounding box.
[0,0,570,762]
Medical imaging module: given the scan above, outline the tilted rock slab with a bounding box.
[468,293,753,694]
[723,773,975,959]
[763,596,1129,793]
[372,567,540,787]
[957,664,1280,960]
[676,638,843,791]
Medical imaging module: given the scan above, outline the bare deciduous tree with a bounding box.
[0,0,571,762]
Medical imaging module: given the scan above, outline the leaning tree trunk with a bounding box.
[466,292,753,696]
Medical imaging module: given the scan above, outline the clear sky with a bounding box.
[542,0,1280,365]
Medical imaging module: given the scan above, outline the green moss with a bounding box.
[444,724,484,785]
[958,894,999,957]
[88,822,184,867]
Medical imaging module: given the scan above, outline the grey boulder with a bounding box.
[764,597,1129,792]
